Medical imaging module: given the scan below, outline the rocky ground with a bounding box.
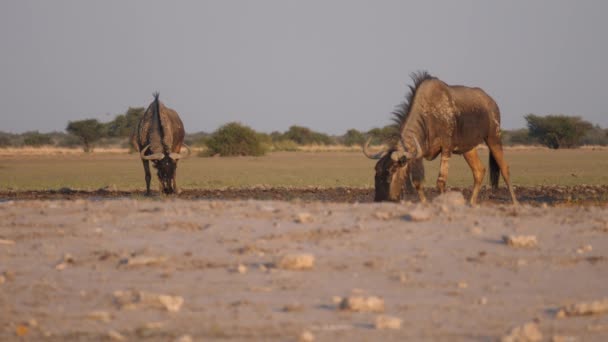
[1,191,608,341]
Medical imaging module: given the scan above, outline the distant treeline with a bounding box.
[1,109,606,154]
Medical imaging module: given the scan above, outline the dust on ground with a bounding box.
[1,190,608,341]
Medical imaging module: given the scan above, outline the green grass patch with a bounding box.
[0,149,607,191]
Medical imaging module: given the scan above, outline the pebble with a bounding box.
[501,322,542,342]
[108,330,127,341]
[339,296,385,312]
[295,213,313,223]
[173,335,193,342]
[276,253,315,270]
[503,235,538,248]
[375,315,402,330]
[404,208,432,222]
[299,330,315,342]
[557,298,608,318]
[113,290,184,312]
[87,311,112,322]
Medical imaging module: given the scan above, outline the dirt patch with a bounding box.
[1,197,607,340]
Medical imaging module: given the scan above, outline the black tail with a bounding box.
[489,152,499,189]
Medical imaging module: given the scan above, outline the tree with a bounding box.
[66,119,105,152]
[203,122,267,156]
[525,114,593,149]
[105,107,144,137]
[342,129,366,146]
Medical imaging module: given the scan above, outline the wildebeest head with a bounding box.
[140,145,190,194]
[363,137,421,202]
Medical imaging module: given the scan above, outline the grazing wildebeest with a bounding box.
[372,71,518,205]
[133,93,190,195]
[363,137,426,202]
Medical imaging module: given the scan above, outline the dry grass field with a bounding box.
[1,148,607,191]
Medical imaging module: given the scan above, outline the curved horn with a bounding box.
[140,144,164,160]
[169,144,192,160]
[362,137,387,160]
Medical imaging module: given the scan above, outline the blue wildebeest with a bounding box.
[372,71,517,205]
[133,93,190,195]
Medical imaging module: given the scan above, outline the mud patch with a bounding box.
[1,185,607,206]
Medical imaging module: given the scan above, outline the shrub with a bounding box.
[367,125,399,145]
[57,134,83,148]
[202,122,267,156]
[501,128,537,146]
[0,135,11,147]
[525,114,593,149]
[23,131,53,147]
[272,139,299,151]
[187,131,210,147]
[581,125,608,146]
[342,129,366,146]
[282,125,334,145]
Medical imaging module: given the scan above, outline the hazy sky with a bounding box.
[1,1,607,134]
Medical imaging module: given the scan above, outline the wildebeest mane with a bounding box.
[151,92,168,153]
[391,71,435,132]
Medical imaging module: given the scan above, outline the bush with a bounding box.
[186,131,210,147]
[23,131,53,146]
[581,125,608,146]
[272,139,299,151]
[501,128,537,146]
[57,134,83,148]
[0,135,11,147]
[282,125,334,145]
[367,125,399,145]
[342,129,366,146]
[270,131,284,142]
[202,122,267,156]
[525,114,593,149]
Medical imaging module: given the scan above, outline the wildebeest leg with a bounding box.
[404,172,415,195]
[436,152,451,193]
[486,140,518,205]
[462,149,485,205]
[142,160,152,196]
[409,160,426,203]
[173,163,179,194]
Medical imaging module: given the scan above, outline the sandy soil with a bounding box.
[1,193,608,341]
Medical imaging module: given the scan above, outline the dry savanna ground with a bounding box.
[1,148,608,341]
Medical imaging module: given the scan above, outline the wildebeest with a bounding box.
[133,93,190,195]
[371,71,518,205]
